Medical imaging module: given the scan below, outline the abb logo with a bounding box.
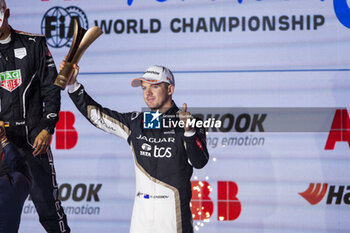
[54,111,78,149]
[190,181,241,221]
[325,109,350,150]
[299,183,350,205]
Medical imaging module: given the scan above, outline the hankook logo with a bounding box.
[299,183,350,205]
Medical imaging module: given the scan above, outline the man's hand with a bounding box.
[59,60,79,85]
[33,129,51,156]
[179,103,193,132]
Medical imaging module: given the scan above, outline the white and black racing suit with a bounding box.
[69,83,209,233]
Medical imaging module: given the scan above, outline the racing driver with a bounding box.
[63,63,209,233]
[0,1,69,232]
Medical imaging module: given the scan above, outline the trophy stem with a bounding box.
[54,62,74,90]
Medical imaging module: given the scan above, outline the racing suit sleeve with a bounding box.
[36,37,61,134]
[68,83,132,140]
[183,125,209,169]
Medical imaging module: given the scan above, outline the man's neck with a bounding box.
[0,25,10,41]
[156,99,173,113]
[0,31,10,44]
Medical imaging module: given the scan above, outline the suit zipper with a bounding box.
[23,73,37,147]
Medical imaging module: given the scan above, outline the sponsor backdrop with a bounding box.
[7,0,350,232]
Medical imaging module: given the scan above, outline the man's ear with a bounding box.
[5,8,10,20]
[168,84,174,96]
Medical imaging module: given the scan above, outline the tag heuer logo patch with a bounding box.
[0,70,22,92]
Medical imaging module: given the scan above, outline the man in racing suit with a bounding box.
[66,63,209,233]
[0,121,31,233]
[0,1,70,232]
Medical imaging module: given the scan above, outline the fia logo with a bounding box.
[143,110,162,129]
[41,6,88,48]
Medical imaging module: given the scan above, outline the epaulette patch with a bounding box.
[15,30,44,37]
[131,111,141,121]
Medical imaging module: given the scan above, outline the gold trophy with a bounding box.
[54,19,103,90]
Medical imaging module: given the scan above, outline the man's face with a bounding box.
[141,81,172,110]
[0,9,9,39]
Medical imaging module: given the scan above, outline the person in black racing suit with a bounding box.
[0,1,70,232]
[0,120,31,233]
[64,63,209,233]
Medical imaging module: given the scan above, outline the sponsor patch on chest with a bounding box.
[14,47,27,59]
[136,134,175,143]
[0,70,22,92]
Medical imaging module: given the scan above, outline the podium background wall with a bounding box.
[7,0,350,232]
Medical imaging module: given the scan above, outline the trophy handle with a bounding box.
[66,19,87,63]
[71,26,103,64]
[54,19,103,90]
